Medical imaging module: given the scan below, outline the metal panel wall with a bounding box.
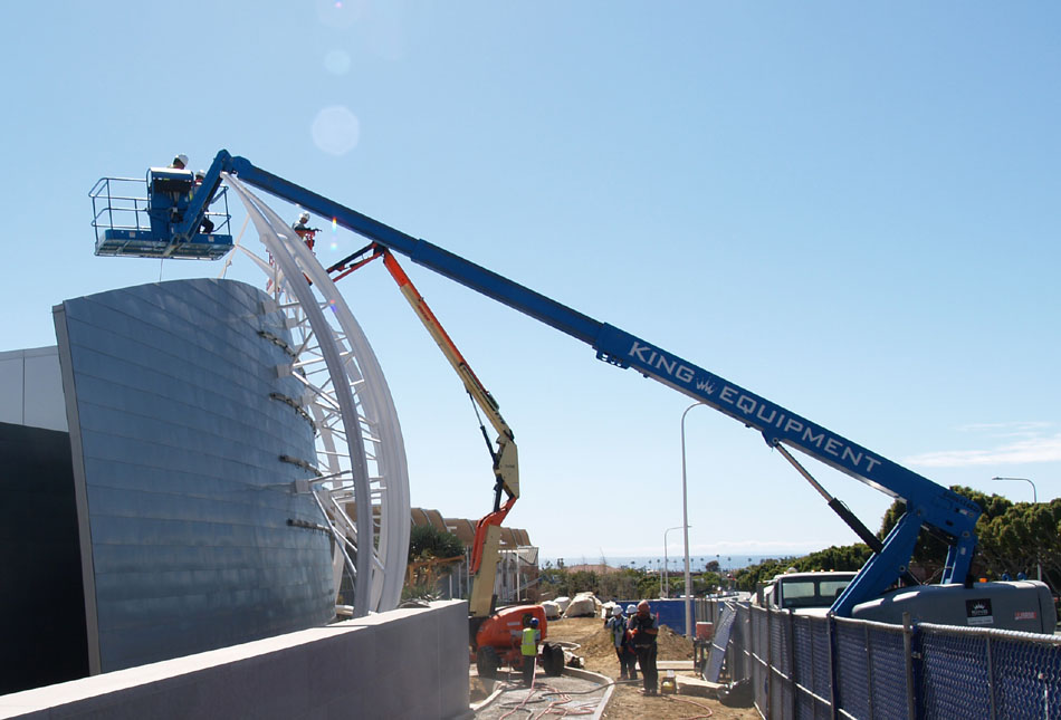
[0,346,67,431]
[54,279,334,673]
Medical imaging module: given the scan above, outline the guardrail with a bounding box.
[89,176,233,238]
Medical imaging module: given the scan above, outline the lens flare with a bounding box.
[324,49,351,76]
[311,106,360,156]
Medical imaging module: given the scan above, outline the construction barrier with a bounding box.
[702,599,1061,719]
[615,598,694,635]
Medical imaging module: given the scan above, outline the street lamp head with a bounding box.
[991,476,1037,503]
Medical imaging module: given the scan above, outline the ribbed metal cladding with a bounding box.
[55,278,334,673]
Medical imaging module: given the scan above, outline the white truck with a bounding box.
[760,570,857,615]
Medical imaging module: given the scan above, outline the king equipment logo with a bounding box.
[626,340,883,475]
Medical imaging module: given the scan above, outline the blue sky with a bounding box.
[2,2,1058,563]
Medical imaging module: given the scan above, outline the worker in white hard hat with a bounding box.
[628,600,659,695]
[170,154,189,170]
[292,210,319,249]
[606,604,637,681]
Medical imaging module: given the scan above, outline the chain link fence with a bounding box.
[701,599,1061,719]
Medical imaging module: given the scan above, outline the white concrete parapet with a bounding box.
[0,600,471,720]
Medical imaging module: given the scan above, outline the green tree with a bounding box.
[403,525,465,601]
[695,571,721,594]
[879,486,1010,581]
[567,570,600,595]
[598,568,641,600]
[408,524,464,561]
[731,544,870,592]
[978,498,1061,589]
[799,544,873,572]
[734,559,790,592]
[637,572,661,599]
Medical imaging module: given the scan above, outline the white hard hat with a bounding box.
[625,604,637,614]
[299,211,310,222]
[611,605,623,617]
[175,154,189,167]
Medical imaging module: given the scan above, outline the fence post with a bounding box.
[786,612,797,720]
[744,604,753,683]
[766,606,773,717]
[864,623,875,720]
[985,635,996,720]
[828,615,840,720]
[807,617,816,713]
[902,612,917,720]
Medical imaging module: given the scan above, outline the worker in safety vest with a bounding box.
[520,618,540,686]
[629,600,659,695]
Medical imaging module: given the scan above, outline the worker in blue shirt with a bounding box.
[606,605,637,681]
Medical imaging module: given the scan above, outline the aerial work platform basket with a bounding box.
[89,168,234,260]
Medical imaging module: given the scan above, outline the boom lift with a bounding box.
[326,243,565,677]
[95,149,1055,632]
[325,243,519,620]
[89,165,233,259]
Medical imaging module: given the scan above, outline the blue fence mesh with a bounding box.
[750,607,769,714]
[708,600,1061,720]
[992,634,1061,719]
[731,604,750,679]
[834,620,871,719]
[810,618,833,704]
[920,628,992,717]
[792,615,832,719]
[866,623,909,720]
[791,616,815,692]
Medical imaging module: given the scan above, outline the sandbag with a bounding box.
[562,592,598,617]
[717,679,753,708]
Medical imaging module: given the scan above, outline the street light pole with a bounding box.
[681,402,707,638]
[663,525,683,598]
[992,476,1041,581]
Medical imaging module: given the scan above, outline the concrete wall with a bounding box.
[0,600,471,720]
[0,346,66,432]
[0,421,87,694]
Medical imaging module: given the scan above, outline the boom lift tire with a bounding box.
[476,646,500,680]
[542,643,564,677]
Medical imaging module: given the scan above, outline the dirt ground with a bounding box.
[545,616,759,720]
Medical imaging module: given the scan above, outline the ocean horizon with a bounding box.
[541,553,802,572]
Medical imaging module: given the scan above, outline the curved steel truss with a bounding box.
[225,174,410,615]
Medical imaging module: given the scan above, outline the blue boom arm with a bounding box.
[187,149,981,615]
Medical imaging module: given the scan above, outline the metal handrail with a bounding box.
[89,175,233,236]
